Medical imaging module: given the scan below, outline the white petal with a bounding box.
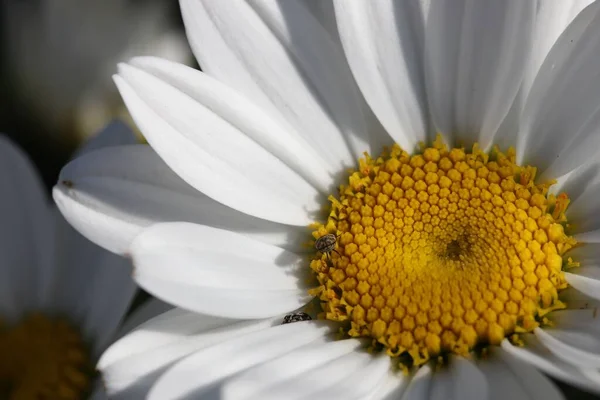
[131,222,311,318]
[522,0,595,100]
[430,356,488,400]
[425,0,535,148]
[518,1,600,179]
[50,210,136,360]
[551,309,600,330]
[54,145,310,255]
[565,270,600,302]
[567,181,600,234]
[180,0,370,167]
[115,298,173,339]
[222,338,370,400]
[401,364,432,400]
[0,135,53,320]
[501,336,600,394]
[114,63,321,226]
[535,326,600,369]
[98,308,279,399]
[477,348,564,400]
[334,0,429,150]
[560,286,600,310]
[366,368,409,400]
[495,0,594,153]
[576,230,600,243]
[73,119,138,158]
[552,160,600,205]
[309,353,391,400]
[303,0,394,155]
[147,320,337,400]
[128,56,333,193]
[259,351,371,400]
[303,0,339,42]
[565,243,600,265]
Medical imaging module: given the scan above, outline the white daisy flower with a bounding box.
[0,124,138,399]
[54,0,600,398]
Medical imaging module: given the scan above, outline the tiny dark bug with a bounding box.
[314,233,340,258]
[281,312,312,324]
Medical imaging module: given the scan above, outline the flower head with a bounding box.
[55,0,600,398]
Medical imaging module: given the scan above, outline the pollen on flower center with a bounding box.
[309,137,577,366]
[0,313,93,399]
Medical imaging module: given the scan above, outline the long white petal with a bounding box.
[564,244,600,265]
[98,308,279,399]
[334,0,429,151]
[495,0,595,151]
[429,356,488,400]
[518,1,600,179]
[567,181,600,234]
[115,298,173,340]
[147,320,336,400]
[477,348,564,400]
[309,353,391,400]
[564,269,600,302]
[131,222,311,318]
[180,0,370,167]
[221,339,371,400]
[0,135,53,320]
[576,230,600,243]
[128,56,333,193]
[366,368,409,400]
[522,0,595,100]
[401,364,432,400]
[552,161,600,205]
[54,145,310,255]
[114,63,321,226]
[535,326,600,369]
[425,0,534,148]
[501,336,600,395]
[559,287,600,311]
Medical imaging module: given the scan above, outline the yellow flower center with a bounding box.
[310,138,577,366]
[0,313,93,399]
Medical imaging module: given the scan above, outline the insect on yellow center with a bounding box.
[310,137,577,366]
[0,313,93,399]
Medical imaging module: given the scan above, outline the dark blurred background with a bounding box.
[0,1,597,398]
[0,0,194,188]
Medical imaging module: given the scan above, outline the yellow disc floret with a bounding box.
[310,137,577,366]
[0,313,93,399]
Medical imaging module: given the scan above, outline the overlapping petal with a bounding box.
[502,336,600,395]
[130,222,311,318]
[425,0,534,148]
[477,348,563,400]
[99,308,280,399]
[334,0,429,150]
[147,320,336,399]
[114,61,322,226]
[180,0,370,167]
[519,1,600,179]
[54,145,310,255]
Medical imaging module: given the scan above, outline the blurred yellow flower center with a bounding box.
[0,314,92,400]
[310,138,577,366]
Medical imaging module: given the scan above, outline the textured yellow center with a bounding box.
[310,138,577,366]
[0,313,92,399]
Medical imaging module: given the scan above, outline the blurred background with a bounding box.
[0,1,597,398]
[0,0,194,188]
